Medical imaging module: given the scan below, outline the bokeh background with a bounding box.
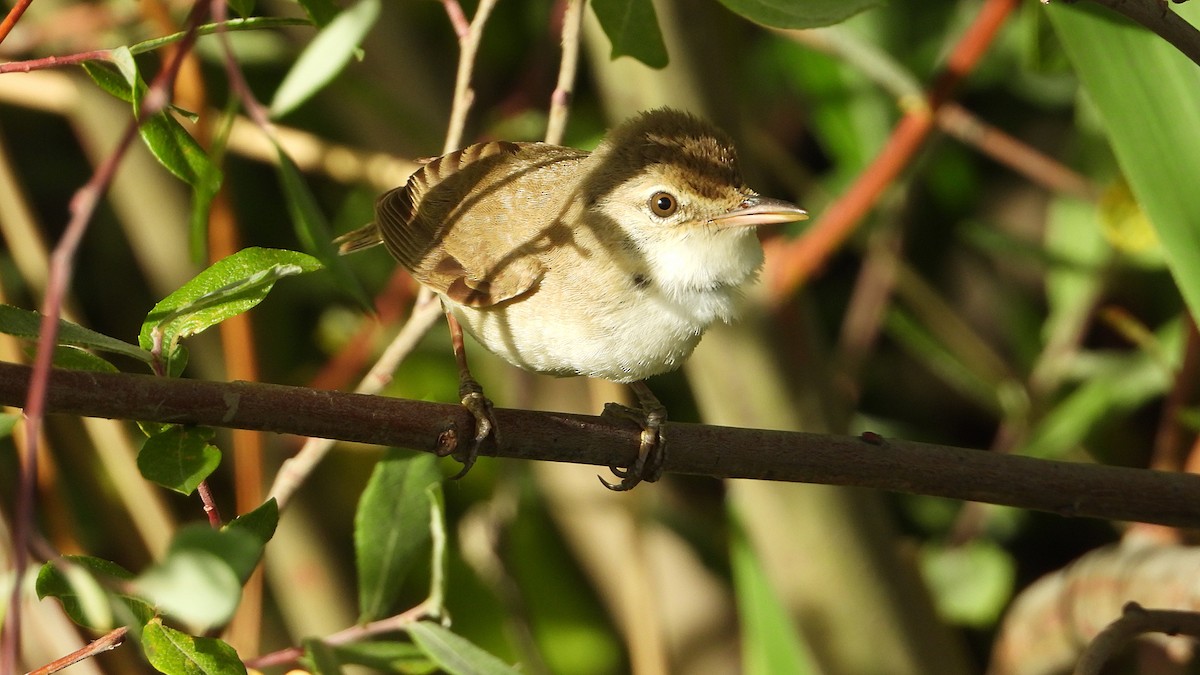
[3,0,1200,673]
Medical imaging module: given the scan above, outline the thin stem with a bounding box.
[0,18,311,74]
[267,0,503,510]
[0,0,33,46]
[129,17,310,55]
[0,50,114,74]
[27,626,129,675]
[1075,602,1200,675]
[267,295,442,510]
[0,0,212,667]
[246,599,439,668]
[197,480,222,527]
[545,0,584,145]
[766,0,1020,302]
[442,0,500,153]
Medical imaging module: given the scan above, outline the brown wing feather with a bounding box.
[375,140,589,307]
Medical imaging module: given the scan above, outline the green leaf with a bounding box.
[717,0,883,29]
[590,0,669,68]
[139,247,323,370]
[140,109,219,189]
[406,621,521,675]
[332,641,436,672]
[81,48,223,193]
[143,618,248,675]
[135,525,262,630]
[730,515,815,675]
[919,540,1015,627]
[52,346,119,372]
[274,148,371,308]
[224,498,279,547]
[226,0,255,19]
[297,0,340,27]
[1048,2,1200,325]
[0,412,19,438]
[0,304,153,364]
[355,451,442,621]
[81,60,135,104]
[35,556,158,630]
[303,638,344,675]
[270,0,381,118]
[138,426,221,495]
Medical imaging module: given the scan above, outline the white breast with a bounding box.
[447,228,763,383]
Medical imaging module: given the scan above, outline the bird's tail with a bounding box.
[334,223,384,254]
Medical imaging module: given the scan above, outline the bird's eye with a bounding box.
[649,192,678,218]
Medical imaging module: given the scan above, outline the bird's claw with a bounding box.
[449,386,496,480]
[599,401,666,491]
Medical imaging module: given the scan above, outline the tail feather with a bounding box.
[334,223,383,254]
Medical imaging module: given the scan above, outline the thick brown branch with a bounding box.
[2,361,1199,528]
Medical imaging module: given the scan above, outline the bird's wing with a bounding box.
[376,141,589,308]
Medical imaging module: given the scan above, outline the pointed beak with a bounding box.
[709,195,808,230]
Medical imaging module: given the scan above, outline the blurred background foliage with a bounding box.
[2,0,1200,672]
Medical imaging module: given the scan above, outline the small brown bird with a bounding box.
[340,108,807,489]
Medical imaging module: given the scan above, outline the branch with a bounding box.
[2,361,1199,528]
[766,0,1020,301]
[1075,602,1200,675]
[27,627,129,675]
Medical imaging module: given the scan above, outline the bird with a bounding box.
[338,108,808,489]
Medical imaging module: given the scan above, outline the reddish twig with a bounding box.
[0,0,34,47]
[27,626,129,675]
[0,50,114,73]
[246,599,439,668]
[0,0,212,669]
[765,0,1021,303]
[938,102,1098,200]
[197,479,222,528]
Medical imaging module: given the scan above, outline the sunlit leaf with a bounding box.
[143,618,247,675]
[718,0,882,28]
[137,426,221,495]
[139,247,323,371]
[406,621,521,675]
[1048,2,1200,324]
[590,0,668,68]
[270,0,380,118]
[355,451,441,621]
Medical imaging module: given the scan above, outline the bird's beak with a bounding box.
[709,195,808,230]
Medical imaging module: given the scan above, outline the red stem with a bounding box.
[0,1,213,669]
[766,0,1021,302]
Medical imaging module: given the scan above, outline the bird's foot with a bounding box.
[599,400,666,491]
[443,379,497,480]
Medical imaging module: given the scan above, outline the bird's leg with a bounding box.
[445,309,496,478]
[600,380,667,491]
